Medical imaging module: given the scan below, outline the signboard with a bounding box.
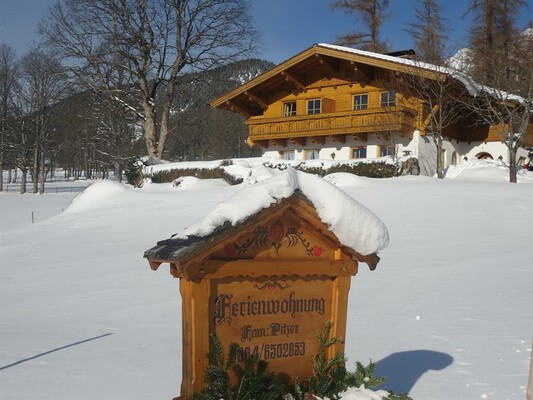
[145,195,370,399]
[210,276,332,380]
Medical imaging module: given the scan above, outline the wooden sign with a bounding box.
[145,194,378,399]
[211,275,332,381]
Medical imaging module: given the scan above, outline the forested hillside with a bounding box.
[164,59,274,161]
[1,58,273,187]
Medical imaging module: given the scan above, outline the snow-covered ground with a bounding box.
[0,160,532,400]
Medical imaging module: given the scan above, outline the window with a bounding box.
[307,99,321,114]
[380,91,396,107]
[351,146,367,159]
[305,149,319,160]
[379,145,395,157]
[281,150,295,160]
[283,101,297,116]
[353,93,368,110]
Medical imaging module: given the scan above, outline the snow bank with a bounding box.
[444,159,533,182]
[64,180,131,213]
[444,159,508,179]
[176,168,389,255]
[335,386,390,400]
[221,164,252,181]
[172,176,201,189]
[324,173,373,187]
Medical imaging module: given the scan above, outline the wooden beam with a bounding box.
[314,54,338,73]
[225,100,251,118]
[281,70,305,89]
[422,104,439,131]
[309,136,326,145]
[244,90,268,110]
[186,259,358,280]
[148,260,162,271]
[251,139,269,148]
[290,137,307,146]
[272,138,287,147]
[350,61,372,85]
[351,133,368,142]
[330,134,346,144]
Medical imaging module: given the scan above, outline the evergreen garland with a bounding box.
[195,326,413,400]
[193,334,285,400]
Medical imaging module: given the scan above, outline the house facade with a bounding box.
[210,44,533,175]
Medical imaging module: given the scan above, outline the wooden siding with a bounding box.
[248,106,417,142]
[248,78,419,144]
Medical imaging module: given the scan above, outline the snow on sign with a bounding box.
[144,169,389,400]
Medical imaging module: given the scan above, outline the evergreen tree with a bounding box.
[405,0,448,64]
[331,0,390,52]
[464,0,528,82]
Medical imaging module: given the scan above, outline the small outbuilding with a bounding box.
[144,168,389,399]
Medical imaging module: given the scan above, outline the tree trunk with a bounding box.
[39,143,45,194]
[32,142,39,194]
[142,100,158,157]
[20,168,27,194]
[435,137,444,179]
[158,79,177,158]
[0,136,3,192]
[509,146,517,183]
[114,160,121,182]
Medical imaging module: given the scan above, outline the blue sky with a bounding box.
[1,0,531,63]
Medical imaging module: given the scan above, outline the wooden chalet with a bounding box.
[211,44,533,173]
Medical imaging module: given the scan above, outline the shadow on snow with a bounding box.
[376,349,454,394]
[0,333,114,371]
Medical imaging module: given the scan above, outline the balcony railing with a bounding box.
[247,106,417,140]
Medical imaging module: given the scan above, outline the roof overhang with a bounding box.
[210,43,448,116]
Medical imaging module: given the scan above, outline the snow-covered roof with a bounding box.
[318,43,528,104]
[212,42,528,113]
[145,168,389,263]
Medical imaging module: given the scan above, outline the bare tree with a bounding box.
[0,44,18,192]
[405,0,448,64]
[18,48,68,194]
[91,93,143,181]
[461,32,533,183]
[39,0,259,159]
[331,0,390,52]
[385,63,465,178]
[10,90,33,194]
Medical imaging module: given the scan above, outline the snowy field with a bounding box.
[0,159,532,400]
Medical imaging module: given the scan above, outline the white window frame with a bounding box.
[307,99,321,115]
[283,101,297,117]
[353,93,369,110]
[351,146,367,159]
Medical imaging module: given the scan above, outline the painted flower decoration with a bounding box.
[269,221,285,242]
[311,245,324,257]
[224,243,237,256]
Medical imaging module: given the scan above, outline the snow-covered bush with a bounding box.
[264,161,399,179]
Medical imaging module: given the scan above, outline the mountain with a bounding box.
[164,59,275,161]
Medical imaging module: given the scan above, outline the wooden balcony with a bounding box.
[247,107,418,146]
